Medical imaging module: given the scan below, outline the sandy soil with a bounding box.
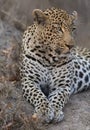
[0,13,90,130]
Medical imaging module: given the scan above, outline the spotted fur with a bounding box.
[20,7,90,123]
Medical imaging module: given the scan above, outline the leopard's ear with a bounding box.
[71,11,78,24]
[32,9,48,25]
[69,11,78,31]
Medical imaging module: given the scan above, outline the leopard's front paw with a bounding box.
[54,110,64,123]
[45,105,55,123]
[32,104,54,123]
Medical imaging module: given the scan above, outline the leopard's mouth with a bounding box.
[65,43,74,50]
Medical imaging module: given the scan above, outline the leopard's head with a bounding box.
[32,7,77,55]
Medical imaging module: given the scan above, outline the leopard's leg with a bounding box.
[48,62,73,122]
[48,86,70,122]
[22,81,54,122]
[20,59,54,122]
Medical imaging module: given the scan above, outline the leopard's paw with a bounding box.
[32,104,54,123]
[54,110,64,123]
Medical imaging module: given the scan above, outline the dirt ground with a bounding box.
[0,2,90,130]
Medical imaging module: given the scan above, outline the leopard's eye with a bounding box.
[57,27,63,33]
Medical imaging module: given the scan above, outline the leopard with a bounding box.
[20,7,90,123]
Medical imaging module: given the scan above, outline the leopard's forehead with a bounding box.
[43,7,71,25]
